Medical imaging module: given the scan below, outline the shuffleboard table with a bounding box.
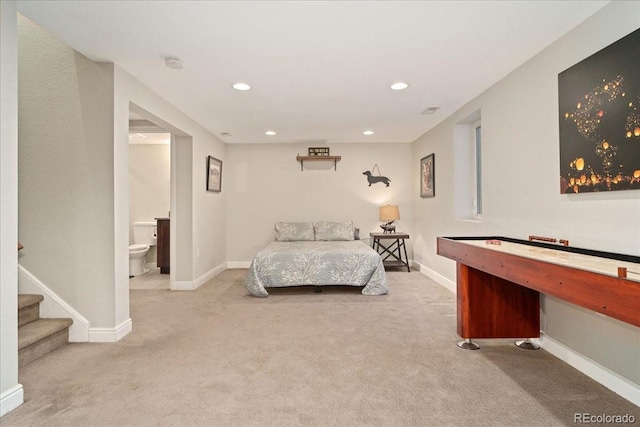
[437,236,640,349]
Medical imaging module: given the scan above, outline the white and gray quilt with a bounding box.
[244,240,388,297]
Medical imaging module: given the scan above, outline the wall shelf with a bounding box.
[296,155,341,171]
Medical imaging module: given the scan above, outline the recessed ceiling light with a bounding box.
[363,130,374,135]
[390,82,409,90]
[232,82,251,91]
[265,130,276,136]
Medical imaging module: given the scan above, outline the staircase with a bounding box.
[18,294,73,366]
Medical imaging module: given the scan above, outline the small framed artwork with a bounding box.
[206,156,222,192]
[308,147,330,156]
[420,153,435,198]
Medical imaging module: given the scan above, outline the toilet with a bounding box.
[129,222,158,277]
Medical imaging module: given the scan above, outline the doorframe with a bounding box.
[129,104,194,291]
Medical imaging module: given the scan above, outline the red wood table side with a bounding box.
[437,237,640,334]
[456,263,540,339]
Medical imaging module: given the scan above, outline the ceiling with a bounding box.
[17,1,609,144]
[129,132,170,145]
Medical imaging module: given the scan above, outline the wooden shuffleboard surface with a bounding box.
[460,239,639,282]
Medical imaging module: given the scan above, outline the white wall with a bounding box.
[0,0,23,416]
[129,139,171,263]
[129,140,171,232]
[226,143,412,263]
[18,16,117,328]
[114,68,227,289]
[412,0,640,394]
[16,15,227,340]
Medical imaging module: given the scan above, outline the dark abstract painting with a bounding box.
[558,28,640,194]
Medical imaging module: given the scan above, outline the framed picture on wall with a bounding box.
[420,154,435,198]
[207,156,222,192]
[558,28,640,194]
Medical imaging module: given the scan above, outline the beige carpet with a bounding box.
[2,269,638,426]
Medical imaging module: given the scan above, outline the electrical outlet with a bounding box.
[196,248,200,258]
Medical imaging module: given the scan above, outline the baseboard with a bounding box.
[0,384,23,417]
[18,265,90,342]
[194,263,226,289]
[88,318,132,343]
[173,281,195,291]
[541,334,640,407]
[227,261,251,269]
[413,261,639,406]
[412,261,456,294]
[173,263,227,291]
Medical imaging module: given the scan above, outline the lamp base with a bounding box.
[380,221,396,233]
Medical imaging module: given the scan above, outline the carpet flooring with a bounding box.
[2,269,638,426]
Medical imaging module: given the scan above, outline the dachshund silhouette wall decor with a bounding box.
[363,171,391,187]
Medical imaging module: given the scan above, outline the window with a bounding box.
[474,123,482,217]
[454,110,482,220]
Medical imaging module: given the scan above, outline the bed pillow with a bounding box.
[314,221,354,241]
[274,222,315,241]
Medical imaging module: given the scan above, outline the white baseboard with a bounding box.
[173,281,195,291]
[88,318,132,343]
[0,384,24,417]
[172,263,227,291]
[413,261,456,294]
[541,334,640,407]
[194,263,226,289]
[227,261,251,269]
[411,262,639,406]
[18,265,90,342]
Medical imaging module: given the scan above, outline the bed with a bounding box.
[244,221,388,297]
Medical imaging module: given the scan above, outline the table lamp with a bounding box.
[379,205,400,233]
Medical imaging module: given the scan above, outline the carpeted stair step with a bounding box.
[18,294,44,327]
[19,318,73,366]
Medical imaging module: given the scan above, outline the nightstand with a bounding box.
[370,233,410,272]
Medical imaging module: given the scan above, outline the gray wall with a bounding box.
[226,142,413,263]
[1,0,22,414]
[18,16,117,327]
[412,1,640,385]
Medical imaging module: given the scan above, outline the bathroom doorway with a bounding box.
[128,112,171,290]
